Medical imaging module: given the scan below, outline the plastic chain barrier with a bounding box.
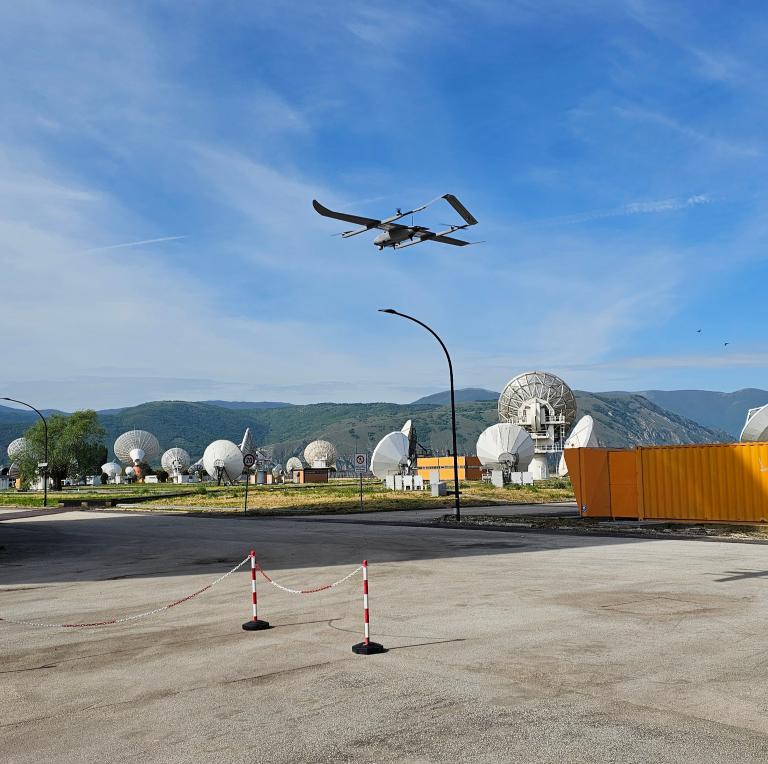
[0,554,252,629]
[257,564,362,595]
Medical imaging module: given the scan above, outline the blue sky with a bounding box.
[1,1,767,409]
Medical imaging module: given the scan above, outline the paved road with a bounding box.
[2,509,768,763]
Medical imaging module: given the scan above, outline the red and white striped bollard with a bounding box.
[352,559,385,654]
[242,550,270,631]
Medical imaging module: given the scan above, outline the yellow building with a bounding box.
[416,455,483,482]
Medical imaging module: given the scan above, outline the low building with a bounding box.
[416,456,483,482]
[294,468,330,484]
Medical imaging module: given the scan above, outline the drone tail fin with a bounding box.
[442,194,478,226]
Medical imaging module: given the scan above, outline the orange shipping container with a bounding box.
[565,443,768,523]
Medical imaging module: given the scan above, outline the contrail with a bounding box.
[83,235,186,253]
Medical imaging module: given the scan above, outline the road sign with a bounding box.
[354,453,367,472]
[37,462,48,469]
[243,453,255,468]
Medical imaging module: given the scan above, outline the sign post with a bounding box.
[243,453,255,515]
[354,453,367,511]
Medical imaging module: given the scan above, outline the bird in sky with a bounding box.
[724,342,730,347]
[696,329,702,333]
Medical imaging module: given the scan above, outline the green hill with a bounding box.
[411,388,499,405]
[1,394,729,470]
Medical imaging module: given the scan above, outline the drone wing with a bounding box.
[395,233,471,249]
[429,234,471,246]
[312,200,380,228]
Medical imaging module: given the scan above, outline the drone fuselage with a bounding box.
[373,228,417,249]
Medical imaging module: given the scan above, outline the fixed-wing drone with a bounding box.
[312,194,478,250]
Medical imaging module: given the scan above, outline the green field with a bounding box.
[0,478,574,512]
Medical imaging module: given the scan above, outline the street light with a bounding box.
[378,309,461,521]
[1,397,48,507]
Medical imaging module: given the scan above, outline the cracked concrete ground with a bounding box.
[2,509,768,763]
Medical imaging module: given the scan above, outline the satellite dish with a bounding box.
[286,456,303,473]
[101,461,122,479]
[740,404,768,442]
[498,371,577,429]
[476,424,534,470]
[189,459,205,476]
[161,447,191,476]
[9,462,20,479]
[7,437,28,461]
[401,419,418,461]
[203,440,243,484]
[125,466,136,477]
[498,371,577,480]
[114,430,160,466]
[272,464,284,477]
[371,432,410,478]
[240,427,255,457]
[557,415,598,476]
[304,440,337,469]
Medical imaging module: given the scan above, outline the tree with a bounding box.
[17,410,107,490]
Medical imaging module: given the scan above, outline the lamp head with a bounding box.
[378,308,398,315]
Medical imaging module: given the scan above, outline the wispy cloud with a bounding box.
[615,105,763,158]
[82,236,186,253]
[540,194,712,225]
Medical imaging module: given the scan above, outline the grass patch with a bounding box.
[136,479,574,513]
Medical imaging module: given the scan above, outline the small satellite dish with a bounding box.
[240,427,255,457]
[401,419,418,461]
[203,440,243,484]
[8,462,20,479]
[370,432,410,478]
[101,461,122,479]
[740,404,768,442]
[557,415,598,476]
[286,456,303,473]
[476,424,534,470]
[161,447,191,476]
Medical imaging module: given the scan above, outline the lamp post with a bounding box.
[1,397,48,507]
[378,309,461,521]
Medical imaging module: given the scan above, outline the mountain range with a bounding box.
[1,386,747,467]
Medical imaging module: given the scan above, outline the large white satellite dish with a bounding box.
[557,415,598,477]
[497,371,577,480]
[203,440,243,484]
[371,432,410,478]
[7,437,29,461]
[114,430,160,466]
[476,424,534,470]
[161,447,191,476]
[740,404,768,442]
[304,440,337,469]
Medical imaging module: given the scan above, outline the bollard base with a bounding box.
[242,619,271,631]
[352,640,386,655]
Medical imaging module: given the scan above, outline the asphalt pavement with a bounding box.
[2,508,768,763]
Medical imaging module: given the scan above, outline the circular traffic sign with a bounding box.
[243,453,256,468]
[355,454,366,466]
